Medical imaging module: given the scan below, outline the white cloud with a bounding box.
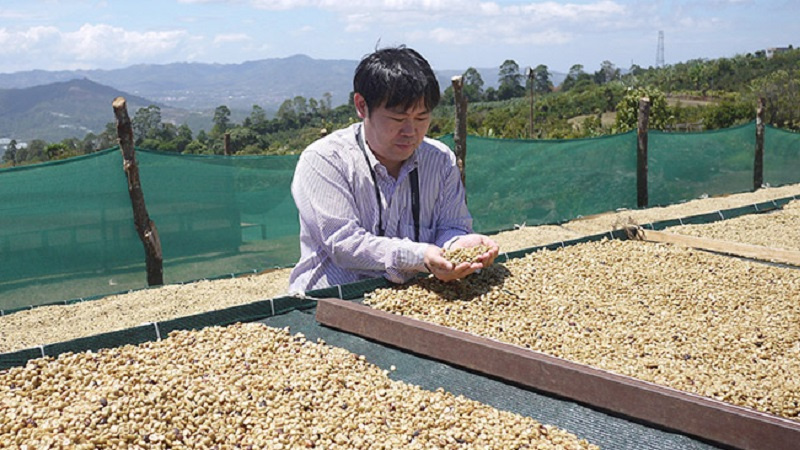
[676,15,725,32]
[343,13,371,33]
[62,24,189,63]
[0,26,60,54]
[248,0,322,10]
[174,0,628,28]
[0,23,193,71]
[503,29,573,46]
[214,32,251,44]
[367,0,631,52]
[425,27,466,44]
[478,2,503,15]
[181,0,469,9]
[515,0,625,20]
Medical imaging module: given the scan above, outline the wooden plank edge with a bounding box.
[316,297,800,450]
[636,229,800,267]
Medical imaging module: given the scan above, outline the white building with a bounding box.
[766,47,791,59]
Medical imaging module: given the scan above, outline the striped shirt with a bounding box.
[288,123,472,293]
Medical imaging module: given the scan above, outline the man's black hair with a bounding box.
[353,46,440,114]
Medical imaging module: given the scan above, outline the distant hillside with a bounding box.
[0,78,170,142]
[0,54,562,113]
[0,56,568,142]
[0,55,357,112]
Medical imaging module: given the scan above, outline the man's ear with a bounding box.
[354,93,368,119]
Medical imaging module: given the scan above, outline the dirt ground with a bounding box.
[1,183,799,354]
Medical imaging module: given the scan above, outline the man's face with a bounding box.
[355,93,432,171]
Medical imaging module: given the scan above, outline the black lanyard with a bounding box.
[356,125,420,241]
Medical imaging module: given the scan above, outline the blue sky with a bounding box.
[0,0,797,74]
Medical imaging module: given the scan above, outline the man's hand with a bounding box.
[449,234,500,268]
[423,234,500,282]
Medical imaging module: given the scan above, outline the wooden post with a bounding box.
[637,97,650,208]
[451,76,468,193]
[224,132,232,156]
[527,68,535,139]
[754,97,765,191]
[113,96,163,286]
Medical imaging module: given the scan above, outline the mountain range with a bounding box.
[0,78,162,143]
[0,54,562,143]
[0,55,358,111]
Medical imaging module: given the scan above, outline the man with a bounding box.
[289,46,498,293]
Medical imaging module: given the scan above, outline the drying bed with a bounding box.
[667,199,800,252]
[318,238,800,449]
[0,322,598,449]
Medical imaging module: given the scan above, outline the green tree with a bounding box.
[498,60,525,100]
[561,64,588,92]
[308,98,319,116]
[701,98,752,129]
[443,67,486,104]
[483,104,528,138]
[595,60,620,85]
[463,67,485,102]
[2,139,17,165]
[613,87,671,132]
[211,105,232,138]
[155,122,178,143]
[228,127,260,154]
[45,143,71,161]
[292,96,309,117]
[244,105,268,131]
[749,69,800,130]
[183,140,206,155]
[80,133,98,153]
[440,86,455,106]
[531,64,553,94]
[96,122,118,150]
[277,99,298,126]
[15,146,29,164]
[26,140,47,163]
[174,124,193,153]
[578,115,605,138]
[132,105,162,144]
[321,92,333,115]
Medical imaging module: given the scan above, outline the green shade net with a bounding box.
[440,133,638,233]
[648,122,756,206]
[0,149,299,311]
[2,122,800,311]
[764,125,800,186]
[0,149,137,310]
[135,149,299,280]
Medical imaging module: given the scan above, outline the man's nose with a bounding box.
[400,119,415,135]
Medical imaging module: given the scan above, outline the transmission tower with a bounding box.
[656,30,665,68]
